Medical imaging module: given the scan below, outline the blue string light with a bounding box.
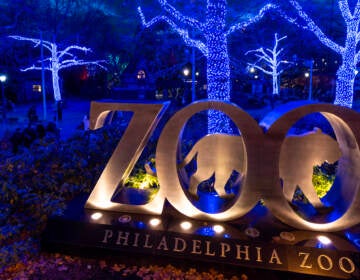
[138,1,277,133]
[283,0,359,108]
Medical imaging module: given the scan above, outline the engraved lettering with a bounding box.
[298,252,312,269]
[157,236,169,251]
[116,231,130,246]
[339,257,355,274]
[317,254,333,271]
[269,249,282,265]
[191,240,202,254]
[173,237,186,252]
[236,245,250,261]
[220,242,231,258]
[205,241,216,256]
[144,234,153,249]
[101,229,113,243]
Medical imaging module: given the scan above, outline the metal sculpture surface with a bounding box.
[280,128,341,207]
[85,100,360,232]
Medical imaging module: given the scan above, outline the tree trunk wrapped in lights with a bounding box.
[282,0,360,108]
[138,0,276,133]
[9,35,106,102]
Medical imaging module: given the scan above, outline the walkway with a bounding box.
[0,98,91,140]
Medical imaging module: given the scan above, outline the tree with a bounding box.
[138,0,276,133]
[281,0,360,108]
[9,35,106,102]
[246,33,291,96]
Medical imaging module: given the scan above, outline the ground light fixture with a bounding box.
[180,221,192,230]
[317,235,332,245]
[213,224,225,234]
[149,218,161,227]
[91,212,103,220]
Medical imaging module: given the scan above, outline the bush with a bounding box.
[0,119,124,271]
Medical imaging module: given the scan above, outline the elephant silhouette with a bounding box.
[280,128,341,208]
[179,134,245,198]
[179,129,341,207]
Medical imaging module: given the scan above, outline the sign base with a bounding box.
[42,194,360,280]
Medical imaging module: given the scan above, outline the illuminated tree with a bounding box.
[9,35,106,102]
[282,0,360,108]
[138,0,276,133]
[246,33,291,95]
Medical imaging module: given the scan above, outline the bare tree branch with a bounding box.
[157,0,204,31]
[138,6,208,56]
[226,4,278,36]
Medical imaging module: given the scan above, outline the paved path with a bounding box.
[0,98,91,140]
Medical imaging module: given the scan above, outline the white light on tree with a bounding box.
[246,33,290,95]
[138,0,276,133]
[282,0,360,108]
[9,35,106,102]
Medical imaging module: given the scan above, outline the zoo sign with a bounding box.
[85,100,360,232]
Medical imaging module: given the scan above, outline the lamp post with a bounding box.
[0,74,7,121]
[303,59,314,100]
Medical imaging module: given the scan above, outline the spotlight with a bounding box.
[213,224,224,234]
[91,212,103,220]
[180,221,192,230]
[149,218,161,227]
[317,235,332,245]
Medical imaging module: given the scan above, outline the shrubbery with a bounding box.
[0,119,125,271]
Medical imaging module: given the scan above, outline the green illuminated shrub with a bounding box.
[312,165,336,198]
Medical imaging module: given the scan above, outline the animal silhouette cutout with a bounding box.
[179,134,245,198]
[280,128,341,208]
[179,129,341,207]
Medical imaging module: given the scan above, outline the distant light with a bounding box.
[149,218,161,227]
[180,221,192,230]
[195,71,199,76]
[213,224,224,233]
[317,235,332,245]
[91,212,103,220]
[254,75,258,79]
[355,69,359,75]
[249,67,255,73]
[32,84,42,92]
[304,72,310,78]
[183,68,190,76]
[0,75,7,83]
